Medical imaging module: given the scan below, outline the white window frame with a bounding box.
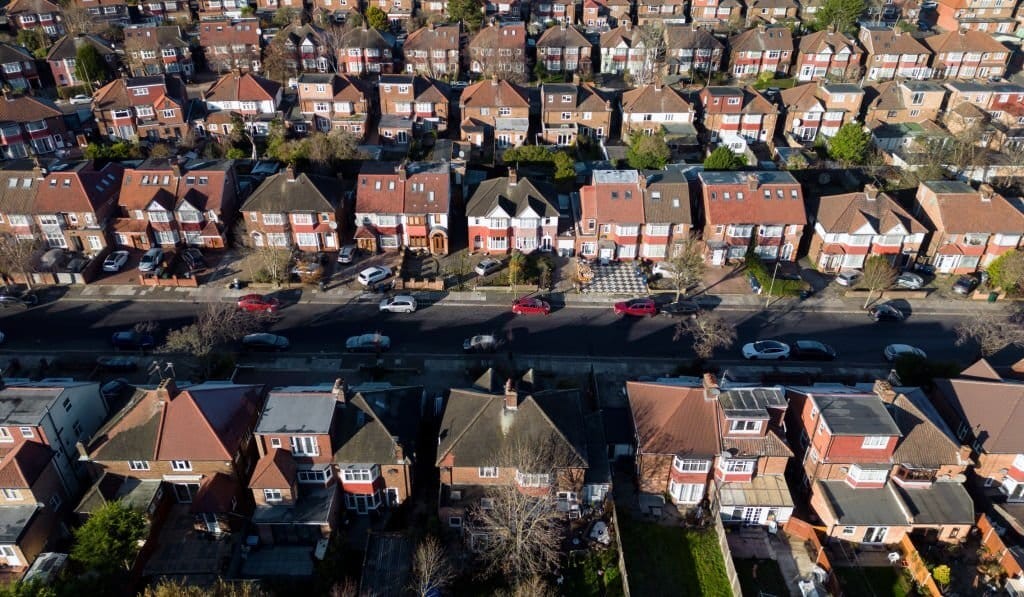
[290,435,319,456]
[673,457,710,473]
[729,420,762,433]
[263,488,283,502]
[129,460,150,471]
[861,436,888,449]
[171,460,192,471]
[478,466,499,478]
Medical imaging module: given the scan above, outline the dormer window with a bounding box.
[673,457,710,473]
[263,489,283,502]
[861,436,889,449]
[729,420,762,434]
[847,464,888,485]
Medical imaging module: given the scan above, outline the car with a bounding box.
[451,81,469,89]
[834,270,862,287]
[138,248,164,272]
[952,273,985,295]
[511,297,551,315]
[884,344,928,362]
[463,334,499,353]
[613,298,657,317]
[103,250,130,272]
[69,94,92,105]
[379,295,418,313]
[337,245,358,264]
[747,273,762,294]
[868,303,906,322]
[237,294,281,313]
[0,288,38,308]
[358,266,393,287]
[346,332,391,352]
[475,258,503,277]
[291,257,323,278]
[182,248,206,271]
[242,333,290,351]
[652,262,677,279]
[100,378,131,401]
[742,340,791,360]
[111,330,155,350]
[894,273,924,290]
[660,300,702,318]
[790,340,837,361]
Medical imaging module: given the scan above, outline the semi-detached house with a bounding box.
[240,166,346,252]
[466,168,560,255]
[353,161,451,255]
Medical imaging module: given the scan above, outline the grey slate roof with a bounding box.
[256,388,337,435]
[814,392,902,436]
[466,176,559,219]
[241,171,343,213]
[643,166,692,224]
[817,480,908,525]
[895,482,974,525]
[0,504,39,543]
[333,386,422,465]
[0,381,94,426]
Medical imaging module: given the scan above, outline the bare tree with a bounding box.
[409,536,455,597]
[955,309,1024,358]
[160,302,273,360]
[0,234,40,290]
[246,243,293,287]
[861,255,897,308]
[262,31,298,86]
[497,576,553,597]
[665,236,705,301]
[61,1,99,35]
[633,23,666,86]
[327,578,358,597]
[674,311,737,360]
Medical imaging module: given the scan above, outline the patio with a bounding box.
[579,261,648,295]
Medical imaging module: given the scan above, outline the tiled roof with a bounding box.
[814,187,927,235]
[189,472,238,514]
[403,162,450,215]
[470,22,527,50]
[699,171,806,226]
[241,170,343,213]
[340,25,391,50]
[642,167,691,224]
[729,25,793,53]
[0,95,60,123]
[0,160,43,215]
[919,180,1024,234]
[622,84,692,115]
[123,25,188,50]
[934,366,1024,454]
[198,18,260,46]
[859,26,930,56]
[780,83,825,112]
[334,386,423,465]
[889,389,962,469]
[924,29,1007,54]
[204,72,281,104]
[626,381,719,456]
[403,23,460,51]
[600,24,636,48]
[249,448,297,489]
[0,42,34,64]
[724,431,793,458]
[466,174,559,219]
[0,441,54,489]
[45,34,115,61]
[583,170,645,223]
[34,160,123,214]
[6,0,61,15]
[665,24,724,50]
[537,24,590,48]
[355,161,404,214]
[461,78,530,109]
[798,29,859,55]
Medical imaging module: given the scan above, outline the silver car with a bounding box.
[894,273,924,290]
[379,295,417,313]
[475,258,503,276]
[138,248,163,272]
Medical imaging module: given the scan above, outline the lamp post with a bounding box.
[765,259,781,308]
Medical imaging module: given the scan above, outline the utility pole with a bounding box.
[765,259,780,308]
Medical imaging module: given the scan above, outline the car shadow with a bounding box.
[267,288,303,307]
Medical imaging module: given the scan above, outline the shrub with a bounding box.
[745,254,806,296]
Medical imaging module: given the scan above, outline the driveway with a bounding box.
[580,261,648,295]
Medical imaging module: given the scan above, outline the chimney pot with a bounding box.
[508,167,518,185]
[156,378,177,401]
[873,379,897,404]
[75,441,90,461]
[332,378,346,403]
[286,164,297,182]
[504,378,518,410]
[864,183,879,199]
[747,173,759,190]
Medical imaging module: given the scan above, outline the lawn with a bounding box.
[835,566,914,597]
[616,511,731,597]
[735,558,787,597]
[563,548,625,597]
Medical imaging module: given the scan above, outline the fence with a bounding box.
[609,507,631,597]
[978,513,1024,579]
[783,517,842,596]
[899,534,942,596]
[713,512,742,597]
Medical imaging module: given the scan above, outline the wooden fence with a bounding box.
[978,513,1024,579]
[610,507,631,597]
[713,512,742,597]
[899,534,942,596]
[783,517,842,596]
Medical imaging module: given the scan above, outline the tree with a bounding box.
[633,23,666,86]
[955,310,1024,358]
[83,141,141,159]
[827,122,871,166]
[245,242,292,286]
[673,311,737,360]
[988,250,1024,292]
[447,0,484,32]
[74,43,108,88]
[61,0,98,35]
[813,0,867,33]
[16,29,48,59]
[365,5,389,30]
[409,536,454,597]
[0,580,58,597]
[497,577,551,597]
[626,131,671,170]
[860,255,897,308]
[143,579,271,597]
[552,150,576,183]
[72,501,147,575]
[665,236,706,301]
[161,302,273,361]
[502,146,576,184]
[0,235,39,290]
[703,146,746,170]
[932,565,951,589]
[272,6,298,26]
[508,250,527,293]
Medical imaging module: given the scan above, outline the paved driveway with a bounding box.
[581,262,648,295]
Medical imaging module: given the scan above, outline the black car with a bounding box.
[790,340,838,361]
[952,272,985,295]
[0,287,37,308]
[868,303,906,322]
[661,300,702,317]
[111,330,156,350]
[182,248,206,271]
[242,333,290,351]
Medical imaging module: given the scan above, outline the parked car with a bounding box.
[358,266,393,286]
[111,330,155,350]
[379,295,418,313]
[884,344,927,362]
[69,94,92,105]
[747,273,762,294]
[138,248,164,272]
[742,340,791,360]
[613,298,657,317]
[103,250,130,272]
[894,273,924,290]
[475,258,503,277]
[451,81,469,89]
[0,288,38,308]
[868,303,906,322]
[345,332,391,352]
[834,270,862,287]
[790,340,837,361]
[291,256,323,278]
[338,245,358,264]
[182,248,206,271]
[952,272,986,295]
[242,333,290,351]
[463,334,498,353]
[237,294,281,313]
[100,378,131,401]
[511,297,551,315]
[652,262,677,279]
[661,300,702,318]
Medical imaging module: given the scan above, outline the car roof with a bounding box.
[795,340,823,348]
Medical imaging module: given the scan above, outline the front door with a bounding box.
[936,255,957,273]
[431,234,445,254]
[386,488,399,507]
[173,483,199,503]
[863,526,888,543]
[397,130,408,143]
[599,246,614,259]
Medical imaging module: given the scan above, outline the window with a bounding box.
[729,420,762,433]
[842,526,856,535]
[480,498,494,510]
[861,436,888,449]
[1,489,21,500]
[848,464,888,484]
[132,87,149,96]
[342,467,376,482]
[726,224,753,238]
[720,459,755,473]
[297,469,330,483]
[0,428,11,443]
[291,436,319,456]
[129,460,150,471]
[171,460,192,471]
[264,489,283,502]
[18,427,33,439]
[136,106,154,118]
[561,112,572,120]
[448,516,462,527]
[162,109,175,119]
[49,495,62,511]
[292,213,313,225]
[515,471,551,487]
[673,457,710,473]
[478,467,499,478]
[270,438,282,448]
[668,481,704,503]
[262,213,284,225]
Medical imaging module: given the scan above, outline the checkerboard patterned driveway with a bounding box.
[581,262,649,295]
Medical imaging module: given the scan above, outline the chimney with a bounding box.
[75,441,90,461]
[428,21,435,30]
[747,173,759,190]
[393,439,404,462]
[504,378,518,410]
[155,377,177,402]
[560,22,567,31]
[979,183,994,202]
[398,161,407,180]
[170,163,183,178]
[623,21,632,31]
[508,167,518,185]
[572,73,581,85]
[286,164,297,182]
[332,377,346,404]
[702,373,720,401]
[827,23,836,34]
[757,23,766,33]
[654,79,662,91]
[491,73,499,86]
[864,183,879,200]
[873,379,897,404]
[958,444,973,464]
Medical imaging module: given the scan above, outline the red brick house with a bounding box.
[746,0,799,25]
[466,169,560,254]
[92,75,191,143]
[859,25,933,81]
[123,25,193,79]
[599,23,660,80]
[923,29,1010,80]
[809,184,928,272]
[295,72,370,137]
[540,82,613,145]
[197,0,250,16]
[198,18,263,74]
[796,29,864,82]
[0,95,68,159]
[0,42,41,91]
[864,80,946,127]
[0,161,43,240]
[914,181,1024,273]
[575,169,646,260]
[536,24,593,75]
[240,166,346,251]
[5,0,63,38]
[0,441,68,579]
[699,85,779,145]
[378,74,450,137]
[636,0,687,26]
[402,23,461,79]
[72,0,129,26]
[728,24,793,78]
[627,376,795,524]
[34,160,124,254]
[934,0,1017,34]
[533,0,577,24]
[779,82,864,144]
[458,77,530,159]
[337,25,394,75]
[279,23,332,74]
[45,34,117,88]
[698,170,806,264]
[469,21,528,81]
[581,0,628,31]
[692,0,743,29]
[640,166,693,260]
[665,25,725,78]
[353,161,452,254]
[201,72,282,138]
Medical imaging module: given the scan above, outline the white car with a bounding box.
[742,340,791,360]
[884,344,927,362]
[834,270,862,287]
[475,258,503,277]
[358,266,392,286]
[338,245,357,264]
[69,94,92,105]
[652,262,677,279]
[379,295,417,313]
[463,334,498,353]
[103,250,130,272]
[137,248,164,272]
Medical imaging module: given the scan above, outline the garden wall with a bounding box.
[899,534,941,596]
[138,275,199,287]
[713,513,742,597]
[978,513,1024,579]
[610,507,631,597]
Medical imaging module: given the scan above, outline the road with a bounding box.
[0,297,999,367]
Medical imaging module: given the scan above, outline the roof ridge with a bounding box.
[436,390,496,464]
[527,390,588,465]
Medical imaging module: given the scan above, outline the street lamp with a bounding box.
[765,260,781,308]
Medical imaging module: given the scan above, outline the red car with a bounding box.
[511,297,551,315]
[237,294,281,313]
[614,298,657,317]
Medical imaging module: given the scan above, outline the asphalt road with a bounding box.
[0,298,1002,367]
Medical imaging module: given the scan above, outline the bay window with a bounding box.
[668,480,704,504]
[673,457,710,473]
[848,464,888,484]
[727,224,753,238]
[719,459,755,474]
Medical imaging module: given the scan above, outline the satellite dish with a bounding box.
[793,118,802,127]
[329,221,338,230]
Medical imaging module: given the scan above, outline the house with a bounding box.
[795,28,864,82]
[0,42,41,91]
[466,168,560,254]
[699,85,779,145]
[934,0,1017,34]
[599,23,660,81]
[581,0,629,31]
[691,0,744,29]
[458,77,530,158]
[809,184,928,272]
[82,379,265,535]
[468,21,528,80]
[365,0,413,23]
[923,29,1010,80]
[533,0,577,24]
[664,25,725,78]
[698,170,806,264]
[33,160,124,254]
[913,181,1024,273]
[198,18,263,74]
[279,23,332,74]
[536,24,593,75]
[114,158,239,249]
[484,0,525,17]
[45,34,117,88]
[945,81,1024,129]
[337,25,394,75]
[295,73,371,138]
[401,162,452,255]
[779,82,864,144]
[353,161,452,254]
[636,0,688,25]
[745,0,799,25]
[92,75,191,143]
[0,160,43,240]
[787,381,974,546]
[640,165,693,259]
[123,25,193,79]
[627,376,795,525]
[378,74,450,137]
[728,24,794,78]
[621,83,699,155]
[308,0,357,22]
[575,169,646,260]
[138,0,190,24]
[197,0,251,17]
[539,82,613,146]
[402,23,461,78]
[5,0,63,38]
[239,166,346,251]
[418,0,448,19]
[858,24,933,81]
[864,80,946,127]
[201,72,282,138]
[72,0,129,26]
[0,95,68,159]
[0,445,66,578]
